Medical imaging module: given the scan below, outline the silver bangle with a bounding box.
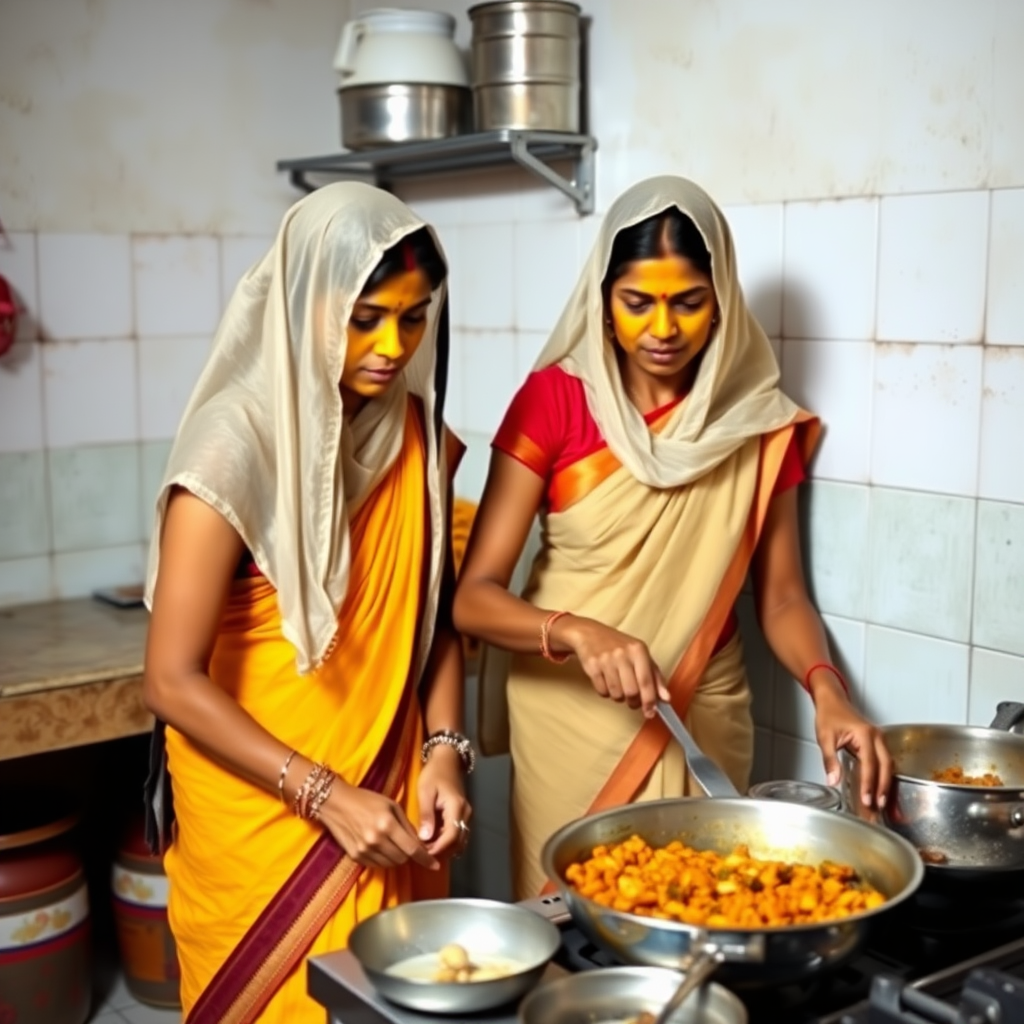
[422,729,476,775]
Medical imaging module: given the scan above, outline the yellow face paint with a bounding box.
[608,255,717,381]
[341,267,433,405]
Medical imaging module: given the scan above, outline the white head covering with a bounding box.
[536,175,800,487]
[144,182,449,675]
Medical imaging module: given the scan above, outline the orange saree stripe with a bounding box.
[501,431,549,479]
[548,406,677,514]
[581,414,820,815]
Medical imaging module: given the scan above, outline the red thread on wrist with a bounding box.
[540,610,570,664]
[802,663,850,699]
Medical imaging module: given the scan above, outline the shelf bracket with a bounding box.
[508,135,595,216]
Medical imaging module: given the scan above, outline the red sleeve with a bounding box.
[772,431,807,495]
[492,369,565,479]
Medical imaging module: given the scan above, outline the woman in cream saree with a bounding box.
[454,175,892,900]
[143,183,473,1022]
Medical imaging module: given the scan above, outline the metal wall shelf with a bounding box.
[276,129,597,215]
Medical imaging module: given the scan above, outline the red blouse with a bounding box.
[492,365,806,653]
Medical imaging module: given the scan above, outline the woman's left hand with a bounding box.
[417,745,473,859]
[812,684,893,811]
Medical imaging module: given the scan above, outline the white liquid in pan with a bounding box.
[386,951,524,983]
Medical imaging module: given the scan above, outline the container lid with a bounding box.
[357,8,457,36]
[748,779,843,811]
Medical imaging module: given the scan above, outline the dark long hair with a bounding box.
[602,206,712,294]
[362,226,447,294]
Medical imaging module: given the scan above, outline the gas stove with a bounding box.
[307,878,1024,1024]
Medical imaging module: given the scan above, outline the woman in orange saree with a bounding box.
[142,183,473,1022]
[454,175,892,900]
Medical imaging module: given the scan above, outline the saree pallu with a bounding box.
[164,403,445,1023]
[506,419,818,899]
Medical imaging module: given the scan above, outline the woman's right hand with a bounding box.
[318,778,439,871]
[552,615,671,718]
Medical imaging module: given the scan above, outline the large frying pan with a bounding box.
[541,704,924,1003]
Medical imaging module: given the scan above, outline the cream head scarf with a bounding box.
[144,182,450,676]
[536,175,800,487]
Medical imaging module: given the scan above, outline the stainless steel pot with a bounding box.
[518,966,748,1024]
[842,706,1024,877]
[469,1,581,132]
[338,83,471,151]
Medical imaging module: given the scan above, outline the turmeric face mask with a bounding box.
[607,255,717,378]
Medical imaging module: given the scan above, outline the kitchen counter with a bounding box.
[0,597,152,761]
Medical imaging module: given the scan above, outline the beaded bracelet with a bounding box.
[802,663,850,699]
[292,762,334,820]
[540,610,570,664]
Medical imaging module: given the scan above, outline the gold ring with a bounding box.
[455,819,470,835]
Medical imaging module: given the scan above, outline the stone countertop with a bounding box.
[0,597,150,699]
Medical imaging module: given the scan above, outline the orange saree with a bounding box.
[163,401,445,1024]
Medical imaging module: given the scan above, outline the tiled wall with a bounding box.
[0,232,272,602]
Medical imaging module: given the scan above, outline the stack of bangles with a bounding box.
[278,750,336,822]
[801,663,850,700]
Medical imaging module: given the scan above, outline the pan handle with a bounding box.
[990,702,1024,732]
[656,701,739,799]
[966,801,1024,830]
[650,950,724,1024]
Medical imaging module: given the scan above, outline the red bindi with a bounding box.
[402,241,417,272]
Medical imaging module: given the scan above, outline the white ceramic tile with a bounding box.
[0,451,50,559]
[446,167,523,226]
[514,221,578,333]
[877,191,989,343]
[863,625,969,725]
[516,179,583,224]
[396,180,467,229]
[771,735,826,786]
[979,347,1024,504]
[875,1,993,196]
[992,1,1024,188]
[443,331,465,433]
[219,236,273,311]
[96,969,136,1011]
[775,615,867,743]
[577,214,602,273]
[735,594,775,731]
[801,480,870,621]
[461,331,518,435]
[721,204,783,337]
[435,225,463,331]
[782,198,877,341]
[53,543,146,600]
[134,235,220,337]
[870,343,983,496]
[49,444,141,553]
[750,727,774,787]
[137,336,211,441]
[42,339,138,448]
[973,500,1024,658]
[516,331,548,382]
[0,555,52,607]
[459,224,514,331]
[37,234,133,340]
[85,1014,125,1024]
[968,647,1024,728]
[0,341,45,452]
[867,487,975,643]
[453,431,493,503]
[986,188,1024,345]
[0,231,40,339]
[140,440,173,541]
[781,340,872,483]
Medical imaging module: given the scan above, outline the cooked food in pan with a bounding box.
[930,765,1004,787]
[386,943,522,983]
[565,836,886,927]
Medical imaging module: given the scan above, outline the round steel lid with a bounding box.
[748,779,843,811]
